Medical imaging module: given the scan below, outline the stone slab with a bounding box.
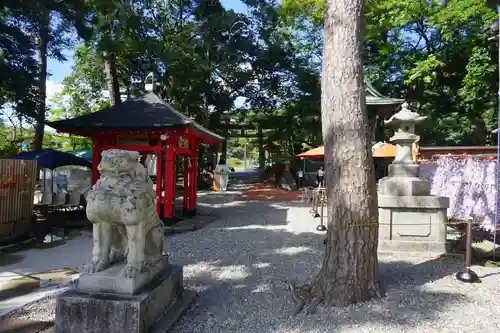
[378,195,449,209]
[77,255,168,295]
[55,264,185,333]
[378,177,430,196]
[378,240,451,254]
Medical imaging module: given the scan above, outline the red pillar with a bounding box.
[155,148,164,217]
[190,141,199,214]
[163,142,176,220]
[183,156,190,213]
[91,135,102,185]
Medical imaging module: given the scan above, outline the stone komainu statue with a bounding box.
[85,149,164,278]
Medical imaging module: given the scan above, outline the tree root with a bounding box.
[286,279,305,316]
[305,296,323,314]
[369,281,385,299]
[286,279,323,316]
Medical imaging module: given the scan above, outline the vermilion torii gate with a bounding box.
[47,93,223,222]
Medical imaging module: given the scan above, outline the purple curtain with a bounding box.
[419,157,497,230]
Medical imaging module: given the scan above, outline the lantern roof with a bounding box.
[384,102,427,126]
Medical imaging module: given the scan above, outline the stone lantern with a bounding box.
[377,102,450,254]
[384,102,427,165]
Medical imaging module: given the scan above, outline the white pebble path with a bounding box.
[3,192,500,333]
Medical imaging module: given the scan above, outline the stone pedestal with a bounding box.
[77,256,168,295]
[55,265,196,333]
[378,195,450,253]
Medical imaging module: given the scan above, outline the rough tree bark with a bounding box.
[307,0,383,307]
[258,126,266,171]
[103,51,121,106]
[32,15,49,151]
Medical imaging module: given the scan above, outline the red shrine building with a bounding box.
[47,93,223,222]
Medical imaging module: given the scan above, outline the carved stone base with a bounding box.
[55,264,196,333]
[378,194,450,254]
[77,255,168,295]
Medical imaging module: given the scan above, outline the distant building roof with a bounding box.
[46,93,223,142]
[365,80,404,106]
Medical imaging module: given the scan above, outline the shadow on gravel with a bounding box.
[0,172,487,331]
[165,198,477,333]
[0,254,24,267]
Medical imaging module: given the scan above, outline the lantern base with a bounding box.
[316,224,326,231]
[456,270,480,283]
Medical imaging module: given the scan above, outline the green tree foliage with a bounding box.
[280,0,499,145]
[2,0,500,155]
[52,44,111,116]
[1,0,90,150]
[0,8,38,116]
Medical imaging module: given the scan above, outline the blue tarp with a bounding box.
[12,149,92,170]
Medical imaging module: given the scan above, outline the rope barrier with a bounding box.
[318,220,500,229]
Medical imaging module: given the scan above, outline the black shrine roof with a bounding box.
[365,80,404,106]
[46,93,224,141]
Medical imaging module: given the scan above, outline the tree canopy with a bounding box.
[0,0,499,156]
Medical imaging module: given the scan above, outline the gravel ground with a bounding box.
[3,198,500,333]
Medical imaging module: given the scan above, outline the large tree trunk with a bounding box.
[257,126,266,171]
[32,17,49,151]
[309,0,383,307]
[103,51,121,106]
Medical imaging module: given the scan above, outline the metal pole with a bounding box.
[244,141,247,170]
[465,221,473,270]
[494,4,500,260]
[456,217,480,283]
[316,191,326,231]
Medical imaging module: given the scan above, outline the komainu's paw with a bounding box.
[86,259,109,273]
[109,249,126,263]
[122,264,141,278]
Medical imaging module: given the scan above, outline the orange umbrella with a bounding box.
[295,142,420,160]
[296,146,324,157]
[372,143,397,158]
[297,144,398,158]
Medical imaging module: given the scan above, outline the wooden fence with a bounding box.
[0,159,37,242]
